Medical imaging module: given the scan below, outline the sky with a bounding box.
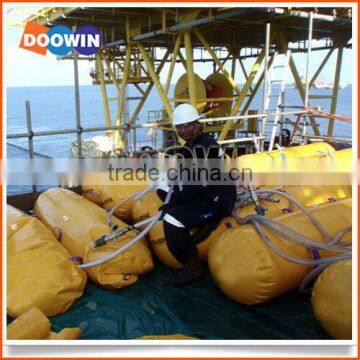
[5,5,353,88]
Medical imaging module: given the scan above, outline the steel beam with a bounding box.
[240,54,275,118]
[309,47,335,88]
[129,48,171,125]
[278,31,320,135]
[218,47,266,140]
[238,57,254,93]
[177,51,188,71]
[215,53,231,73]
[194,28,242,97]
[165,34,182,96]
[106,8,249,46]
[138,44,173,118]
[115,44,132,149]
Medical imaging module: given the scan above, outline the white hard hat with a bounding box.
[172,103,199,126]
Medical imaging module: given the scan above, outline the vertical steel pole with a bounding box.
[133,127,137,151]
[327,46,343,137]
[184,30,197,109]
[25,101,34,158]
[231,54,236,79]
[96,53,112,128]
[218,47,266,141]
[261,23,270,151]
[73,48,82,156]
[138,44,173,118]
[116,44,132,150]
[25,100,36,194]
[304,12,313,109]
[302,12,313,144]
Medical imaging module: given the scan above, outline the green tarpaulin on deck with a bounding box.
[45,262,330,340]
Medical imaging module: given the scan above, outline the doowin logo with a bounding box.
[20,21,103,56]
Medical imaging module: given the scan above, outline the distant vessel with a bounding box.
[313,79,347,89]
[292,77,347,89]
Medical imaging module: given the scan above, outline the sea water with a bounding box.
[6,84,352,194]
[7,84,352,157]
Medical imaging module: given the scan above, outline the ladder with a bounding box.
[262,50,291,151]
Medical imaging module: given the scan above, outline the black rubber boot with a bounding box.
[163,256,205,286]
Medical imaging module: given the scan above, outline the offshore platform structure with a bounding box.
[25,7,352,156]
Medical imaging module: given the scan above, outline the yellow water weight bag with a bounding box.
[82,183,148,222]
[132,190,211,269]
[203,184,351,261]
[208,198,351,305]
[47,327,82,340]
[236,142,336,173]
[132,191,181,268]
[34,188,153,289]
[312,259,352,339]
[236,185,351,218]
[7,307,50,340]
[133,184,350,269]
[7,205,86,318]
[7,307,82,340]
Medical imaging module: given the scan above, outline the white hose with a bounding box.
[256,189,333,242]
[106,184,156,228]
[250,218,351,266]
[233,188,351,266]
[78,186,173,269]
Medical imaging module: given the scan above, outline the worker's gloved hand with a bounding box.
[156,188,168,202]
[158,201,177,220]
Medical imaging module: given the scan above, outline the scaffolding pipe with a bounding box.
[105,8,345,47]
[7,123,170,140]
[184,30,198,108]
[8,110,309,141]
[218,136,266,145]
[25,101,37,194]
[199,110,306,123]
[25,101,34,158]
[304,134,352,143]
[302,12,313,144]
[271,8,351,23]
[73,48,82,156]
[328,46,344,137]
[304,12,313,109]
[106,8,249,46]
[261,22,271,151]
[57,45,350,62]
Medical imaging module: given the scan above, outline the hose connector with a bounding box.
[248,184,267,216]
[92,235,107,248]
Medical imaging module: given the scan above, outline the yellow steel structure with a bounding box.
[95,53,111,128]
[184,31,197,109]
[26,7,352,150]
